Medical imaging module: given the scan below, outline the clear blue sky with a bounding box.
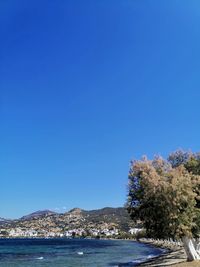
[1,0,200,218]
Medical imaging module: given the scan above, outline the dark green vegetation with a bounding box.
[127,150,200,261]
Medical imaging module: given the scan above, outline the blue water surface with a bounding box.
[0,238,163,267]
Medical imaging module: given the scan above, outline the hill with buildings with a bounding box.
[0,207,135,238]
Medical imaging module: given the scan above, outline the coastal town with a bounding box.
[0,207,139,239]
[1,226,120,238]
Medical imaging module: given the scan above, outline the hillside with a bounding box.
[0,207,135,237]
[20,210,57,220]
[0,217,11,225]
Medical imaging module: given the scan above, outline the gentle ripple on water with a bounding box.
[0,238,164,267]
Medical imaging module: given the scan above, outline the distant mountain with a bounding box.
[68,208,84,214]
[0,217,11,225]
[82,207,132,231]
[20,210,57,220]
[2,207,135,236]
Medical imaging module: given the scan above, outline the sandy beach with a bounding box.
[138,248,186,266]
[136,239,200,266]
[173,262,200,267]
[136,239,189,266]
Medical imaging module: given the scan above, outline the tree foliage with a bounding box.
[127,151,200,240]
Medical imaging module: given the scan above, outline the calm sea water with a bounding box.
[0,238,163,267]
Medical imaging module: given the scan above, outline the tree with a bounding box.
[127,152,200,261]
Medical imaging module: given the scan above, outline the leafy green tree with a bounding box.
[127,152,200,261]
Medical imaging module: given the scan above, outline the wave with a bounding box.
[36,256,44,260]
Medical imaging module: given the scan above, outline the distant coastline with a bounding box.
[0,209,192,266]
[0,207,136,239]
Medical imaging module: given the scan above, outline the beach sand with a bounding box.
[173,262,200,266]
[137,248,187,266]
[138,241,200,267]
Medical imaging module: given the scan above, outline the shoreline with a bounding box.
[0,236,197,266]
[136,238,187,266]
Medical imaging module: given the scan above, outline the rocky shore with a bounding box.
[137,239,187,266]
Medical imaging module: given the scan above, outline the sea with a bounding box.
[0,238,164,267]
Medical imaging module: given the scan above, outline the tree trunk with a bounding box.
[193,238,200,255]
[182,236,200,261]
